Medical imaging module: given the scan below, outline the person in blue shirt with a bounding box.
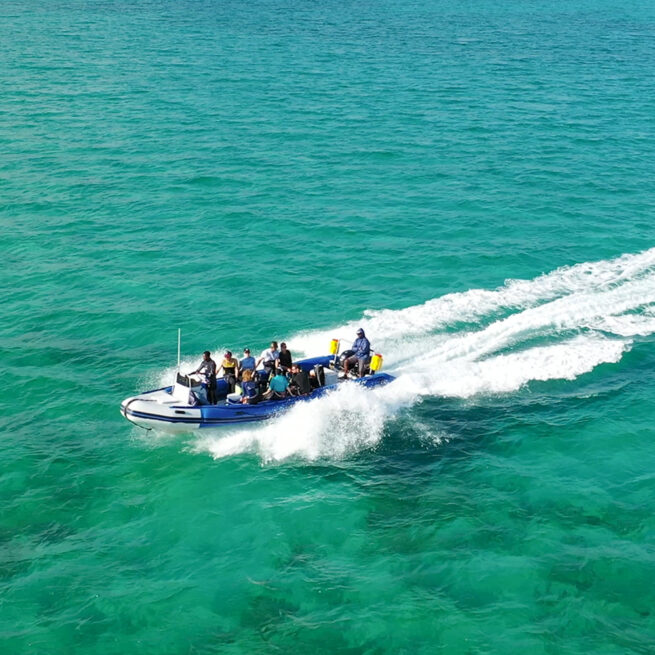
[240,369,260,404]
[264,369,290,399]
[342,328,371,378]
[239,348,256,378]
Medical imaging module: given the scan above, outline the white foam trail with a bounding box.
[403,334,628,398]
[168,248,655,462]
[407,274,655,372]
[289,247,655,359]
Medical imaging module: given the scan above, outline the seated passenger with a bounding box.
[278,342,293,372]
[239,347,256,378]
[288,364,311,396]
[255,341,280,374]
[341,328,371,378]
[263,368,289,400]
[217,350,239,393]
[240,369,259,404]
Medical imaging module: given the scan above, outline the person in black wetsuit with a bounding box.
[278,342,293,372]
[289,364,311,396]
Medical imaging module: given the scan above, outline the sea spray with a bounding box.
[192,381,409,463]
[143,248,655,462]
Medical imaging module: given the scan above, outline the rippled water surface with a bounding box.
[2,1,655,653]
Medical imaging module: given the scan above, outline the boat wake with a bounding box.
[156,248,655,463]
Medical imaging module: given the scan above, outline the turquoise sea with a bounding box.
[2,0,655,652]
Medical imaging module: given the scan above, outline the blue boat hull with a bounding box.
[198,372,393,426]
[121,355,395,431]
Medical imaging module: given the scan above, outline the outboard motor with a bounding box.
[339,350,354,370]
[338,350,371,376]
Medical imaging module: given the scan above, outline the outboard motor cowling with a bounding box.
[339,350,354,368]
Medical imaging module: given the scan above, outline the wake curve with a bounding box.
[176,248,655,462]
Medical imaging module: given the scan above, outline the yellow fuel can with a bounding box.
[370,353,383,372]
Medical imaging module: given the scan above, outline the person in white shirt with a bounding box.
[255,341,280,374]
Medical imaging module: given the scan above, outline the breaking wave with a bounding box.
[170,248,655,462]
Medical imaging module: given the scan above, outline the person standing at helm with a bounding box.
[191,351,217,404]
[217,350,239,393]
[255,341,280,374]
[342,328,371,378]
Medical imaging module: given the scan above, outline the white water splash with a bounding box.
[193,382,403,463]
[176,248,655,462]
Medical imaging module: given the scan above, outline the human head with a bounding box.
[224,351,232,359]
[271,341,278,350]
[203,351,211,360]
[242,369,253,382]
[356,328,365,337]
[280,342,287,350]
[243,347,250,355]
[291,364,298,373]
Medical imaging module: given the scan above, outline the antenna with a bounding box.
[177,328,181,372]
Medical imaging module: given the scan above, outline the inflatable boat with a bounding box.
[120,351,394,432]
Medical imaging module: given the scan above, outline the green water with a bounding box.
[2,1,655,652]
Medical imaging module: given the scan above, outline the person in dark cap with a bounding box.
[239,348,256,378]
[217,350,239,393]
[342,328,371,378]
